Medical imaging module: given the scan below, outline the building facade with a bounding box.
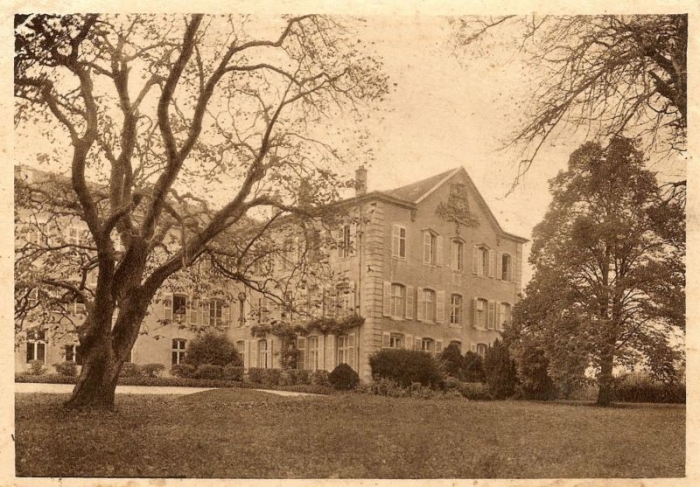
[15,166,526,381]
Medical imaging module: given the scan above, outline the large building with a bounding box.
[15,166,526,381]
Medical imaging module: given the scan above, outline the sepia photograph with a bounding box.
[10,3,690,483]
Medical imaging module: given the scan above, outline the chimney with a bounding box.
[355,166,367,196]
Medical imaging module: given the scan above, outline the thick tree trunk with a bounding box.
[64,336,122,410]
[596,352,615,406]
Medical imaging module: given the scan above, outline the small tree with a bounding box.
[514,346,557,400]
[483,339,517,399]
[185,332,241,368]
[461,351,485,383]
[438,342,464,378]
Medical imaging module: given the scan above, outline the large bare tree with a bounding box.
[14,13,387,409]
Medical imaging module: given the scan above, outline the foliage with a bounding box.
[512,137,684,405]
[142,363,166,378]
[193,364,224,380]
[452,15,687,173]
[119,363,143,378]
[510,344,557,400]
[14,12,388,409]
[27,360,46,376]
[170,364,196,379]
[328,363,360,390]
[369,349,445,389]
[309,370,331,387]
[262,369,282,387]
[613,380,685,404]
[483,340,517,400]
[438,342,464,378]
[247,368,265,384]
[461,351,486,383]
[53,362,78,377]
[454,381,492,401]
[185,332,241,368]
[286,369,310,386]
[304,314,365,336]
[223,365,244,382]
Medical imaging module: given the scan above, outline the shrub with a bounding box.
[27,360,46,376]
[53,361,78,377]
[185,332,241,368]
[193,364,224,380]
[329,363,360,390]
[369,349,445,389]
[287,369,310,386]
[310,370,330,386]
[142,363,166,378]
[120,362,142,378]
[483,340,517,399]
[171,363,196,378]
[462,351,486,383]
[439,343,464,378]
[248,367,265,384]
[456,381,492,400]
[515,347,557,400]
[223,365,244,382]
[263,368,282,386]
[614,380,685,404]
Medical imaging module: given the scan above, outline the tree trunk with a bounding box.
[596,352,615,406]
[64,336,122,410]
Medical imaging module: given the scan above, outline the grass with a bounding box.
[15,390,685,478]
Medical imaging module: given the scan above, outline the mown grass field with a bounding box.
[15,389,684,478]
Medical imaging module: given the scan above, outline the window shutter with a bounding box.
[436,340,443,354]
[487,249,495,277]
[423,232,431,263]
[223,303,231,326]
[350,224,357,256]
[392,224,400,257]
[37,342,46,362]
[189,298,199,325]
[436,236,443,266]
[472,298,478,328]
[163,293,173,320]
[383,281,392,317]
[470,343,477,353]
[326,334,335,370]
[472,246,479,274]
[488,300,496,330]
[405,334,413,350]
[251,340,259,368]
[347,281,356,315]
[416,287,425,321]
[382,331,391,348]
[496,301,502,330]
[243,299,251,326]
[414,336,422,351]
[269,339,274,369]
[405,285,414,320]
[349,333,356,369]
[496,252,502,280]
[436,291,446,323]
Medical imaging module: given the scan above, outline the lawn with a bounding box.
[15,389,685,478]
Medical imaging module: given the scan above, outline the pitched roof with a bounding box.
[382,168,460,203]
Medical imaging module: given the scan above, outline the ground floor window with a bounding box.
[296,337,306,370]
[476,343,488,358]
[389,333,404,349]
[307,336,319,371]
[449,340,462,353]
[64,344,83,364]
[258,339,269,369]
[336,334,355,368]
[26,329,46,363]
[421,337,435,355]
[236,340,245,367]
[172,339,187,365]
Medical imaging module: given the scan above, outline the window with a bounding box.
[501,254,512,281]
[392,225,406,258]
[257,297,269,323]
[389,333,404,349]
[172,339,187,365]
[423,232,436,264]
[238,294,246,327]
[207,299,224,326]
[450,294,463,326]
[421,338,435,354]
[390,284,406,318]
[499,302,512,330]
[473,245,492,276]
[258,340,269,368]
[336,335,354,368]
[67,227,81,245]
[296,337,306,370]
[236,340,245,367]
[340,224,354,258]
[26,329,46,363]
[451,240,464,271]
[307,336,319,371]
[173,294,187,322]
[477,343,488,358]
[475,298,487,328]
[64,344,82,364]
[422,289,436,322]
[449,341,462,353]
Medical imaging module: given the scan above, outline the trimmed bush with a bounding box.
[614,380,685,404]
[223,365,244,382]
[515,347,557,400]
[263,368,282,386]
[369,349,445,389]
[462,351,486,383]
[28,360,46,376]
[483,340,517,399]
[456,381,492,401]
[120,362,142,378]
[171,363,196,378]
[53,361,78,377]
[185,332,241,368]
[287,369,310,386]
[329,363,360,390]
[310,370,330,386]
[142,363,166,378]
[439,343,464,378]
[193,364,224,380]
[248,367,265,384]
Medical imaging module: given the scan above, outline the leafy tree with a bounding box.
[461,351,485,383]
[14,14,387,409]
[438,342,464,378]
[185,332,240,368]
[451,15,687,180]
[483,339,517,399]
[515,137,684,405]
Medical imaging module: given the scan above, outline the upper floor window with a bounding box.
[67,227,81,245]
[172,339,187,365]
[423,231,442,265]
[26,329,46,363]
[451,239,464,271]
[450,294,463,326]
[475,298,487,328]
[390,284,406,318]
[206,299,225,327]
[336,224,356,258]
[421,289,436,322]
[473,245,493,277]
[392,225,406,258]
[501,253,513,282]
[499,302,512,330]
[172,294,187,322]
